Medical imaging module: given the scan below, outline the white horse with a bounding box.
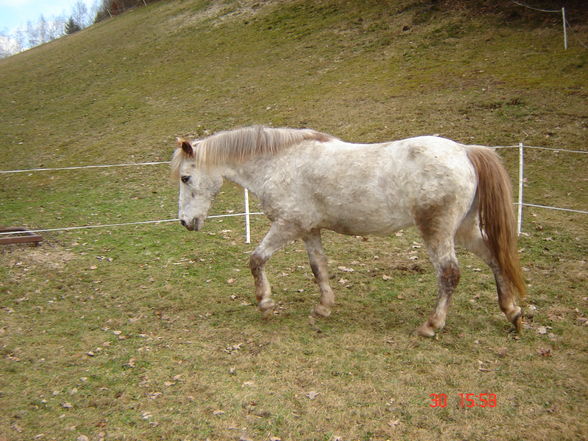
[172,126,526,337]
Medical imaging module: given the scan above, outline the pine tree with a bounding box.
[64,17,82,35]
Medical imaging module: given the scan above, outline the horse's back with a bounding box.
[276,136,478,235]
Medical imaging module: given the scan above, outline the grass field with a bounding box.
[1,1,587,440]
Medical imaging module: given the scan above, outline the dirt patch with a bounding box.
[165,0,269,31]
[1,243,78,271]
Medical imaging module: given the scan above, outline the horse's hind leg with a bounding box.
[303,230,335,318]
[456,218,522,331]
[250,220,301,315]
[417,237,461,337]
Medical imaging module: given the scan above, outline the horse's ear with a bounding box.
[176,137,194,157]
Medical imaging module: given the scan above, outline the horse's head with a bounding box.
[173,138,223,231]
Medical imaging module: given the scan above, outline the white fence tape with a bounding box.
[491,144,588,234]
[0,212,263,236]
[0,161,170,174]
[1,143,586,240]
[509,2,568,49]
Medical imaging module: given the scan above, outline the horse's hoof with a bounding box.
[262,308,274,319]
[506,306,523,333]
[416,323,436,338]
[258,298,275,312]
[512,310,523,333]
[313,304,331,318]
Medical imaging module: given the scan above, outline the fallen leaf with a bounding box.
[538,347,552,357]
[225,343,243,353]
[537,326,548,335]
[496,347,508,358]
[382,275,392,281]
[213,410,225,416]
[305,391,319,400]
[227,278,236,284]
[337,266,354,273]
[388,419,401,427]
[61,402,73,409]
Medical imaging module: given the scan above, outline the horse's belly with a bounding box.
[321,204,412,236]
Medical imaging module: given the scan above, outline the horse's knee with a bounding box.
[249,252,265,275]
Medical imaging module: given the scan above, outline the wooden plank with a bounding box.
[0,227,43,246]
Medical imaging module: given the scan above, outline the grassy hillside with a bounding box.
[1,1,587,440]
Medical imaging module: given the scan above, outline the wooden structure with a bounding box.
[0,227,43,246]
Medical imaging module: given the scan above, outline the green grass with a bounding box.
[1,1,587,440]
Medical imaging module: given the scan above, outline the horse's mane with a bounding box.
[172,126,335,176]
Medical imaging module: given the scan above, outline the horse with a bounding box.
[171,126,526,337]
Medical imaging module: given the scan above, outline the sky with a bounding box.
[0,0,97,33]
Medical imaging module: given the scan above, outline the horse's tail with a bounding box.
[466,146,527,300]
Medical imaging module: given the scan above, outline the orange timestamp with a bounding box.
[429,393,497,408]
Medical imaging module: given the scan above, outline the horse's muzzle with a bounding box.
[180,218,202,231]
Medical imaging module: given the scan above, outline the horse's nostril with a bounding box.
[180,220,187,227]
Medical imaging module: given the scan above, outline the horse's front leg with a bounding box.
[303,230,335,317]
[250,220,301,316]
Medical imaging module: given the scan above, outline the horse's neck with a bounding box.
[221,159,271,195]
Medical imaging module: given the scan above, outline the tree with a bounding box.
[25,20,39,48]
[72,1,90,28]
[38,14,48,44]
[0,32,17,58]
[94,0,155,23]
[65,17,82,35]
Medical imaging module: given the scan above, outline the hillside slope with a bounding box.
[1,0,586,167]
[2,0,586,228]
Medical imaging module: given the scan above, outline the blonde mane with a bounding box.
[172,126,334,177]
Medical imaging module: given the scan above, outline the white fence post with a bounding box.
[244,188,251,244]
[517,142,524,236]
[562,8,568,50]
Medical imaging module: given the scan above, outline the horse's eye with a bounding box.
[181,175,191,184]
